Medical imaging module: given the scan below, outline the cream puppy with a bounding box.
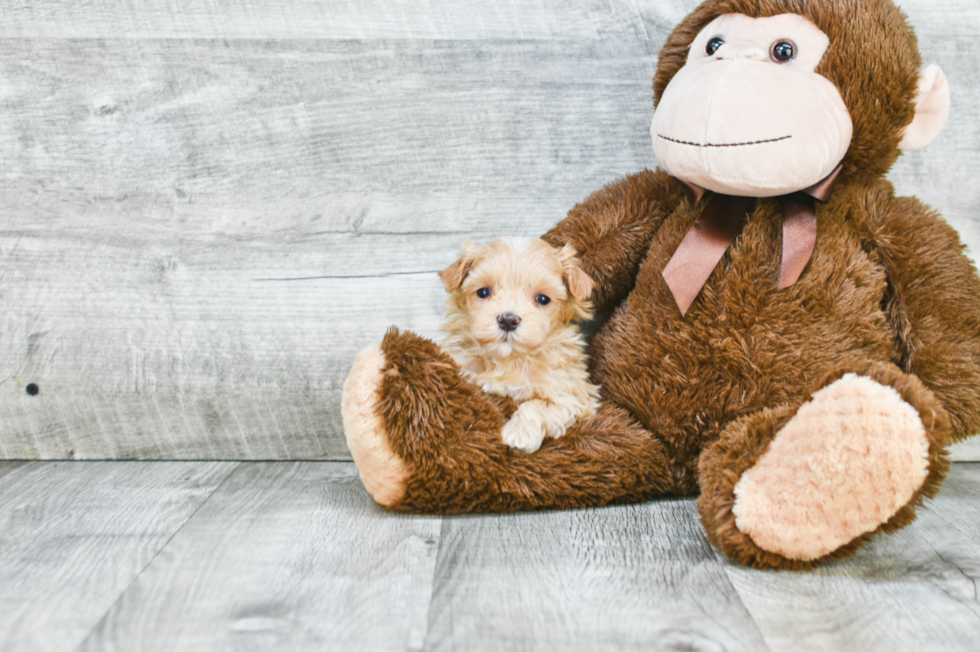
[439,237,600,453]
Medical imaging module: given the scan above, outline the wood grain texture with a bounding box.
[0,460,29,482]
[0,0,693,39]
[952,437,980,462]
[723,463,980,652]
[0,37,660,459]
[927,463,980,620]
[0,38,660,233]
[0,460,237,652]
[0,0,970,42]
[78,462,443,651]
[425,499,770,652]
[0,0,977,460]
[2,461,977,650]
[0,268,445,460]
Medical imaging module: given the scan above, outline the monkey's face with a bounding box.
[651,13,853,197]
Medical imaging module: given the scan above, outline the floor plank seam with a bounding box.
[930,547,980,607]
[713,552,776,652]
[70,461,243,651]
[418,516,447,652]
[717,570,777,652]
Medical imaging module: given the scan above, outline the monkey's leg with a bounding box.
[341,327,673,513]
[698,360,951,570]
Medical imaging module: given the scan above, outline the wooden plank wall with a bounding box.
[1,1,978,460]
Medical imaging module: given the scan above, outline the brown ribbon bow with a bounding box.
[662,165,842,316]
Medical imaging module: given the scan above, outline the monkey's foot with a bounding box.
[699,362,950,569]
[733,374,929,560]
[344,328,675,514]
[341,341,410,508]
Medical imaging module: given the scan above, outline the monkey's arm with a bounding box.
[543,169,684,313]
[872,193,980,441]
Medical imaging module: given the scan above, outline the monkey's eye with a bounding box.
[476,287,491,299]
[535,294,551,306]
[770,39,797,64]
[705,37,725,56]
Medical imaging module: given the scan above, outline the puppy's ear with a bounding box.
[439,242,479,293]
[557,243,595,302]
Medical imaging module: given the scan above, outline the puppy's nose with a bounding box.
[497,313,521,332]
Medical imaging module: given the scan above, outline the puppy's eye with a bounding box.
[476,287,491,299]
[535,294,551,306]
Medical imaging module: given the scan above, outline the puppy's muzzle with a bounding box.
[497,313,521,332]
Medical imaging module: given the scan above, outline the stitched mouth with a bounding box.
[657,134,792,148]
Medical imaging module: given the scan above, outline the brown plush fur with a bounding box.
[377,327,673,513]
[348,0,980,570]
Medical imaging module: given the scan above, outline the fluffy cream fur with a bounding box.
[440,237,600,453]
[731,374,930,561]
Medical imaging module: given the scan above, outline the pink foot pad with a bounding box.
[341,343,410,507]
[732,374,930,561]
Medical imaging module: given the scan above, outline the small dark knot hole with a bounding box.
[25,383,39,396]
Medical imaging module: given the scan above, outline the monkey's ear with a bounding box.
[439,242,479,293]
[899,64,950,151]
[557,243,595,302]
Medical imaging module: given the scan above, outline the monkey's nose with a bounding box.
[731,45,767,61]
[497,313,521,332]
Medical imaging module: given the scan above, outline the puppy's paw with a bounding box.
[541,420,569,441]
[502,412,546,453]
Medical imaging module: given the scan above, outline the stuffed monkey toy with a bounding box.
[342,0,980,570]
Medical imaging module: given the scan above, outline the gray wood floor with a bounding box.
[2,460,978,651]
